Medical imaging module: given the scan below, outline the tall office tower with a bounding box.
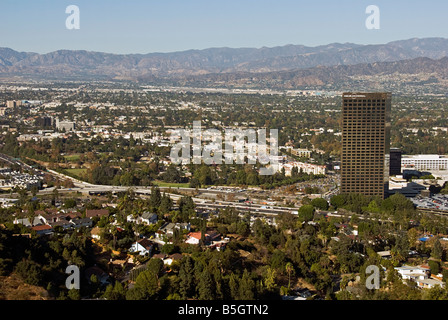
[341,92,392,199]
[389,148,402,176]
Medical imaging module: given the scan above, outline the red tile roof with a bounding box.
[31,225,52,231]
[188,232,202,240]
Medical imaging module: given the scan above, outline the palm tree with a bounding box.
[285,262,295,289]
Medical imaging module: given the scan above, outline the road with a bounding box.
[0,152,310,217]
[37,166,301,216]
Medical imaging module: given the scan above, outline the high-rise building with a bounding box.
[6,100,21,108]
[341,92,392,198]
[389,148,402,176]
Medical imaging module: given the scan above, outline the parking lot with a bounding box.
[411,193,448,211]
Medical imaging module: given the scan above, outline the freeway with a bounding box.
[0,153,35,172]
[39,184,300,216]
[35,179,300,217]
[0,152,301,216]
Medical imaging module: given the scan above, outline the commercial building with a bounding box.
[291,148,312,158]
[390,148,402,176]
[340,92,391,198]
[6,100,22,108]
[278,162,326,176]
[55,118,76,132]
[401,154,448,171]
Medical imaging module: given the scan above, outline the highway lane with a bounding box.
[34,184,300,216]
[0,152,303,216]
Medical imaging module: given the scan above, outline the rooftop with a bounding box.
[402,154,448,160]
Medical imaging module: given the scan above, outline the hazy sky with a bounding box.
[1,0,447,54]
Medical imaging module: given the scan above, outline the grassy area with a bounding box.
[64,168,87,178]
[152,180,190,188]
[64,154,81,161]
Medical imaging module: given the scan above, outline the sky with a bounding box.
[1,0,447,54]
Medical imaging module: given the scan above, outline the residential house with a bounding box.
[185,231,202,245]
[206,230,221,244]
[71,217,93,229]
[141,212,158,225]
[376,251,392,259]
[38,211,70,225]
[31,224,53,236]
[416,278,445,289]
[395,265,430,281]
[86,209,109,219]
[49,220,73,230]
[127,212,158,225]
[13,216,45,227]
[156,222,191,242]
[129,238,154,256]
[163,253,183,265]
[185,230,222,246]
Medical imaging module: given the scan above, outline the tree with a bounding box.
[162,165,183,183]
[270,249,286,270]
[197,165,213,186]
[366,200,381,213]
[407,228,419,248]
[189,177,201,189]
[291,166,299,178]
[311,198,329,210]
[431,237,443,261]
[428,260,440,275]
[146,257,165,278]
[68,288,81,300]
[285,262,295,289]
[330,194,346,209]
[149,186,162,208]
[104,281,126,300]
[14,259,43,286]
[239,270,255,300]
[179,256,195,299]
[129,269,160,300]
[298,205,315,222]
[246,172,259,186]
[263,267,277,292]
[159,193,173,214]
[198,269,215,300]
[178,196,195,222]
[63,197,77,209]
[392,233,409,262]
[229,272,239,300]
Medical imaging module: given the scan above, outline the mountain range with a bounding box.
[1,37,448,89]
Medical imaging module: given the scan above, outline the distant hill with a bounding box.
[1,37,448,88]
[172,56,448,90]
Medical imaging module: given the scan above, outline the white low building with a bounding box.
[402,154,448,171]
[394,265,430,282]
[278,162,326,176]
[127,212,158,225]
[416,278,445,289]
